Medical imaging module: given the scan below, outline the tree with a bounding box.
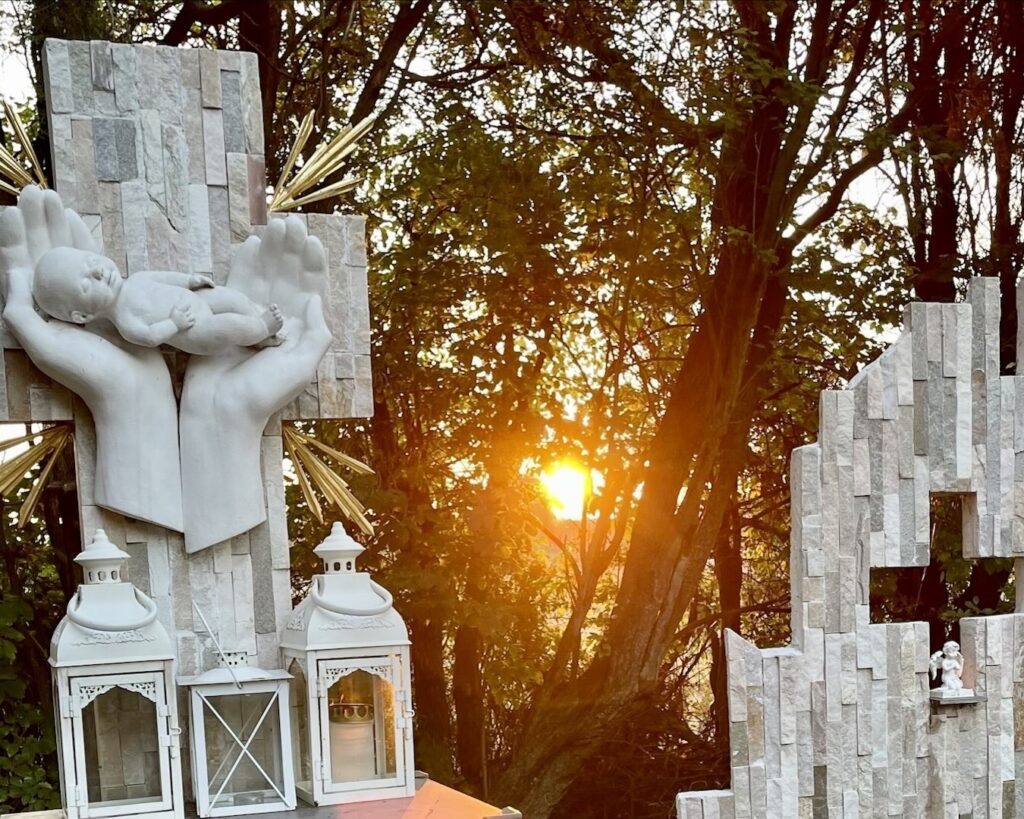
[4,2,1023,816]
[0,431,78,814]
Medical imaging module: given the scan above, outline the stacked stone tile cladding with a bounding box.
[0,40,372,679]
[677,278,1024,818]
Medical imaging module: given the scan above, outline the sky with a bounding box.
[0,0,36,104]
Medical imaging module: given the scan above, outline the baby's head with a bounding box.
[33,247,122,324]
[942,640,961,657]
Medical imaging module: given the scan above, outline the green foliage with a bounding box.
[871,495,1015,642]
[0,452,69,814]
[0,597,58,813]
[2,1,1023,815]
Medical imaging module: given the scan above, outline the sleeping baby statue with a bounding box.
[32,246,284,354]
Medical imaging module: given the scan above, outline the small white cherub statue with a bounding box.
[929,640,971,697]
[32,246,283,355]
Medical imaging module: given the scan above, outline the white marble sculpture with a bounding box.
[0,185,332,552]
[0,186,184,532]
[33,247,285,353]
[929,639,972,697]
[179,216,332,551]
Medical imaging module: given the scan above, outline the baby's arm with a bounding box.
[117,304,196,347]
[137,270,215,290]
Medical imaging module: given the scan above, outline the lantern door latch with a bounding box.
[168,724,183,758]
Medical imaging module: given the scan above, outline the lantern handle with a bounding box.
[66,587,159,632]
[311,576,393,617]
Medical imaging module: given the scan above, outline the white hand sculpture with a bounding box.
[0,186,183,531]
[180,215,331,551]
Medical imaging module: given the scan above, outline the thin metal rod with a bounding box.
[205,696,267,788]
[204,691,287,806]
[192,600,242,689]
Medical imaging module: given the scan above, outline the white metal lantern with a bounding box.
[50,529,184,819]
[280,522,415,805]
[179,654,297,817]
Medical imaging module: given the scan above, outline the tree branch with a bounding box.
[162,0,250,45]
[351,0,433,123]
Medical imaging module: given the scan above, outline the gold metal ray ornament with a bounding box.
[0,97,48,197]
[0,425,72,528]
[268,110,374,212]
[282,426,375,535]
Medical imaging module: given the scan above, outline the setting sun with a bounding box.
[540,462,590,520]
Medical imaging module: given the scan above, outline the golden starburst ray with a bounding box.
[0,97,48,195]
[269,110,373,213]
[283,426,375,535]
[0,425,72,527]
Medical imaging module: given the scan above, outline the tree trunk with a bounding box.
[906,0,971,303]
[494,69,793,805]
[408,616,456,782]
[453,494,489,793]
[710,499,741,739]
[452,621,485,791]
[993,0,1024,372]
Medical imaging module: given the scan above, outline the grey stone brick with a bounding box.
[202,108,227,185]
[220,70,246,152]
[43,39,74,113]
[93,116,138,181]
[111,43,139,112]
[68,40,94,113]
[90,40,114,90]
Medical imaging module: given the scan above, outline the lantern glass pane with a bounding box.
[326,670,397,783]
[288,660,312,793]
[202,691,285,810]
[82,688,163,808]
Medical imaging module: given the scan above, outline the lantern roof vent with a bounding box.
[50,529,172,667]
[74,528,130,585]
[314,522,365,573]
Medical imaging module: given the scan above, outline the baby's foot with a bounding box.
[254,332,285,348]
[261,304,284,336]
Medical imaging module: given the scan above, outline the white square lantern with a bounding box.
[281,523,415,805]
[50,530,185,819]
[179,655,297,816]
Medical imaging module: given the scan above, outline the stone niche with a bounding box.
[677,278,1024,818]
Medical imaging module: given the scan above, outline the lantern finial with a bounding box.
[74,528,130,584]
[313,521,365,574]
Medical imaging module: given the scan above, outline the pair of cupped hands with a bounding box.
[0,185,331,423]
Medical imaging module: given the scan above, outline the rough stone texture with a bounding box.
[1,39,375,803]
[677,277,1024,818]
[26,33,373,650]
[35,36,372,413]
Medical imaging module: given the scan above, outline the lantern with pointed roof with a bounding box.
[280,522,414,805]
[50,529,185,819]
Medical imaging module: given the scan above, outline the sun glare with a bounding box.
[540,462,589,520]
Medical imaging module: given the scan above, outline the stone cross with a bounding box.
[0,38,371,680]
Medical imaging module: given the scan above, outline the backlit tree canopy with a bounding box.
[2,1,1022,817]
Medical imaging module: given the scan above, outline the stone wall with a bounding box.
[0,38,375,801]
[2,39,373,678]
[677,278,1024,818]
